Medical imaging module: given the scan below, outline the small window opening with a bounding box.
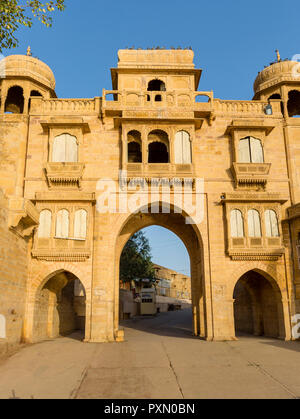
[288,90,300,117]
[5,86,24,114]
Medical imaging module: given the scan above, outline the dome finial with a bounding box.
[26,46,32,57]
[275,49,281,62]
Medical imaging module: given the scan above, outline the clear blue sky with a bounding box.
[4,0,299,275]
[5,0,300,100]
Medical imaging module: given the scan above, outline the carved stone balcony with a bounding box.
[231,162,271,188]
[32,237,91,262]
[45,162,85,189]
[228,236,284,261]
[8,197,39,238]
[126,163,194,182]
[102,89,214,126]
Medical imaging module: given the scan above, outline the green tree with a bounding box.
[120,231,155,286]
[0,0,65,52]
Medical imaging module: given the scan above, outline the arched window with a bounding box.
[268,94,284,116]
[265,210,279,237]
[248,210,262,238]
[174,131,192,164]
[52,134,78,163]
[147,80,166,92]
[38,210,52,238]
[230,209,244,238]
[56,209,69,238]
[5,86,24,114]
[147,80,166,102]
[74,209,87,239]
[127,130,142,163]
[148,130,169,163]
[238,137,264,163]
[287,90,300,117]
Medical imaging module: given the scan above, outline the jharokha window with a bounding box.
[52,134,78,163]
[238,137,264,163]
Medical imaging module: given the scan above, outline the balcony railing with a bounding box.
[102,89,214,119]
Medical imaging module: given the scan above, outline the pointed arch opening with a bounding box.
[115,203,205,339]
[233,270,285,339]
[32,271,86,342]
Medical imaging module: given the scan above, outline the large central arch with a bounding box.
[114,202,207,339]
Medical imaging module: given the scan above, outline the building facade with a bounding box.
[0,49,300,352]
[154,264,191,300]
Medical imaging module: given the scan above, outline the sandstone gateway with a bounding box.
[0,49,300,353]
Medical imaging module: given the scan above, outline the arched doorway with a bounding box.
[114,204,206,339]
[233,270,285,339]
[32,271,86,341]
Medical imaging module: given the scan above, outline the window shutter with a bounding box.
[238,138,251,163]
[265,210,279,237]
[56,209,69,238]
[65,134,78,163]
[248,209,262,237]
[38,210,52,238]
[74,209,87,239]
[231,209,244,238]
[182,131,191,164]
[250,137,264,163]
[175,131,191,164]
[175,131,183,164]
[53,135,66,162]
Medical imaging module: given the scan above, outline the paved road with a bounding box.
[0,309,300,399]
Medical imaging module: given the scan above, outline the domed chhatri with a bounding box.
[3,54,56,91]
[254,59,300,96]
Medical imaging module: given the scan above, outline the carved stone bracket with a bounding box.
[45,162,85,189]
[228,250,285,261]
[231,162,272,188]
[8,197,39,238]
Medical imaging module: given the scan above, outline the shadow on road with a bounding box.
[120,309,198,340]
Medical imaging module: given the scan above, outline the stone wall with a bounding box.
[0,189,29,355]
